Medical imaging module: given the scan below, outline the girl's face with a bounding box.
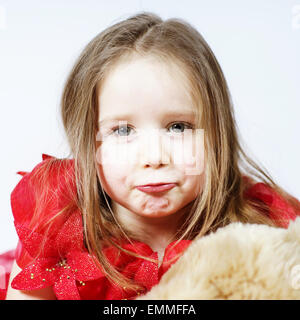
[96,55,205,223]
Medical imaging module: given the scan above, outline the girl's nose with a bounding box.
[138,129,171,168]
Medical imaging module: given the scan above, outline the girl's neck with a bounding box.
[112,201,194,251]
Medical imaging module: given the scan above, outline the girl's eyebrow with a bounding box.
[99,110,195,125]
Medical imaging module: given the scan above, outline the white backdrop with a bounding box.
[0,0,299,253]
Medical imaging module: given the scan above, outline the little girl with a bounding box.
[2,11,300,300]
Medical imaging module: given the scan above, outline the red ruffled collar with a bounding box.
[12,204,191,300]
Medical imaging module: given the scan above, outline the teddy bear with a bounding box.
[138,217,300,299]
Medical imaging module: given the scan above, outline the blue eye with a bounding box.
[168,122,192,133]
[111,125,133,136]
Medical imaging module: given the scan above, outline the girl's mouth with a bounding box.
[136,183,176,193]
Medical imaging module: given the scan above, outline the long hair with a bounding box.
[56,12,300,294]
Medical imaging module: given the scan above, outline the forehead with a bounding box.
[97,55,196,121]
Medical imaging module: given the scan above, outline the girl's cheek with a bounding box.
[171,130,205,176]
[96,140,152,168]
[96,140,133,169]
[96,142,133,192]
[97,159,129,200]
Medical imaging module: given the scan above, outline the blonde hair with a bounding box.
[55,12,300,295]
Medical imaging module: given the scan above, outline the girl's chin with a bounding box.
[132,209,178,219]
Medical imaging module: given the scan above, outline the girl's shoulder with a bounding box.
[242,175,300,228]
[11,154,79,268]
[9,154,106,299]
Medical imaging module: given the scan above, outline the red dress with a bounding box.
[0,154,299,300]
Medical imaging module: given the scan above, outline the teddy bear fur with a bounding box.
[137,217,300,300]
